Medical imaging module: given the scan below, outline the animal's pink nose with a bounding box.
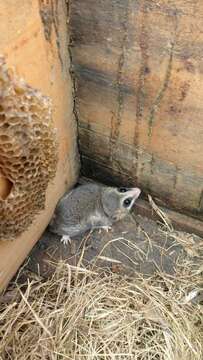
[128,187,141,199]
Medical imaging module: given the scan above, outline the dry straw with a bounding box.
[0,257,202,359]
[0,198,203,359]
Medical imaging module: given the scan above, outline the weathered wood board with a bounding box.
[0,0,79,290]
[70,0,203,218]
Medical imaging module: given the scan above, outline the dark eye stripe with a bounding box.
[123,198,132,207]
[118,187,127,193]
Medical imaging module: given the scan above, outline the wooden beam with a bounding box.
[0,0,79,292]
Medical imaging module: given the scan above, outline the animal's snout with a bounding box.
[127,187,141,200]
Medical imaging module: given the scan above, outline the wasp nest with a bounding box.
[0,57,58,240]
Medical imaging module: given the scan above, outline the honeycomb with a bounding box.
[0,56,58,240]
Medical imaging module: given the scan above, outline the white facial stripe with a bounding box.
[123,197,136,210]
[122,188,141,201]
[121,188,141,210]
[124,188,141,199]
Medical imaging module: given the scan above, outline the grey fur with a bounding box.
[49,184,141,239]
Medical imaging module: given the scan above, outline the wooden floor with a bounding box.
[25,177,203,280]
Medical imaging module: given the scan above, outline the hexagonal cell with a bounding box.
[0,56,58,240]
[0,174,13,200]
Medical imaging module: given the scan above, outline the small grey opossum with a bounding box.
[49,183,141,244]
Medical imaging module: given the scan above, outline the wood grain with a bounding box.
[70,0,203,216]
[0,0,79,291]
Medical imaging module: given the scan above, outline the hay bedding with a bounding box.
[0,202,203,359]
[0,259,202,359]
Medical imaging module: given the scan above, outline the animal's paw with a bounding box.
[61,235,71,245]
[101,225,112,233]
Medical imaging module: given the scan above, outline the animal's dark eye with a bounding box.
[118,187,127,193]
[123,198,132,207]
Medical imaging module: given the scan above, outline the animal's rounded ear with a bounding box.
[101,188,118,217]
[101,189,111,216]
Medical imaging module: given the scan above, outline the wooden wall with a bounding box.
[70,0,203,218]
[0,0,79,290]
